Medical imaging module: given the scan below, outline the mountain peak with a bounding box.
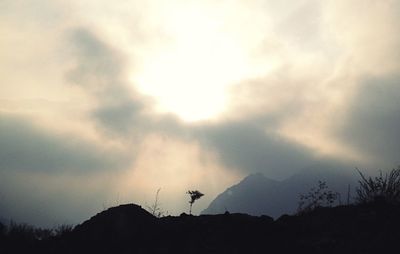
[202,169,357,218]
[237,172,279,187]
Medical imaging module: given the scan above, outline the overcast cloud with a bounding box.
[1,0,399,226]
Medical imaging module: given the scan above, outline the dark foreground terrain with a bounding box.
[2,202,400,254]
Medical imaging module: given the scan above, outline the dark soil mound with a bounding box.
[59,204,157,253]
[4,202,400,254]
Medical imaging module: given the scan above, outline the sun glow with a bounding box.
[132,2,271,122]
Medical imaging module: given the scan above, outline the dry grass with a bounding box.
[356,167,400,204]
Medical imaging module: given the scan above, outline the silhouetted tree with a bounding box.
[356,167,400,204]
[187,190,204,215]
[298,181,340,214]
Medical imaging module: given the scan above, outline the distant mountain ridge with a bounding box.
[202,165,359,218]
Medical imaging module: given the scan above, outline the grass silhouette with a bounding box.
[356,167,400,204]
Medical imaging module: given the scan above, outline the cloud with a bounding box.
[65,27,189,140]
[0,169,120,227]
[193,118,320,179]
[0,113,128,173]
[63,26,351,181]
[65,28,151,137]
[1,0,400,227]
[4,1,395,177]
[66,29,125,91]
[337,75,400,168]
[92,101,144,136]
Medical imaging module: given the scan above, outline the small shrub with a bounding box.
[146,188,168,218]
[297,181,340,214]
[53,224,73,238]
[0,221,73,242]
[187,190,204,215]
[356,167,400,204]
[34,228,53,240]
[7,221,36,242]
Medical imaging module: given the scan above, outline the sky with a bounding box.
[1,0,400,227]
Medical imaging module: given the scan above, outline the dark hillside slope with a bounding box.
[73,204,157,240]
[62,204,158,253]
[19,202,399,254]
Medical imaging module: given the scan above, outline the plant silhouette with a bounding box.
[356,167,400,204]
[187,190,204,215]
[146,188,167,218]
[297,181,340,214]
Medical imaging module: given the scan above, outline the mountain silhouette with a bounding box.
[202,164,358,217]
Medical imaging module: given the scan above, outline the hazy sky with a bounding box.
[1,0,399,227]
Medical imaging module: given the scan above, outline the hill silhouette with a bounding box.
[2,202,400,253]
[203,166,357,217]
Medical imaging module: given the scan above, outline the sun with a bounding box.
[131,2,268,122]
